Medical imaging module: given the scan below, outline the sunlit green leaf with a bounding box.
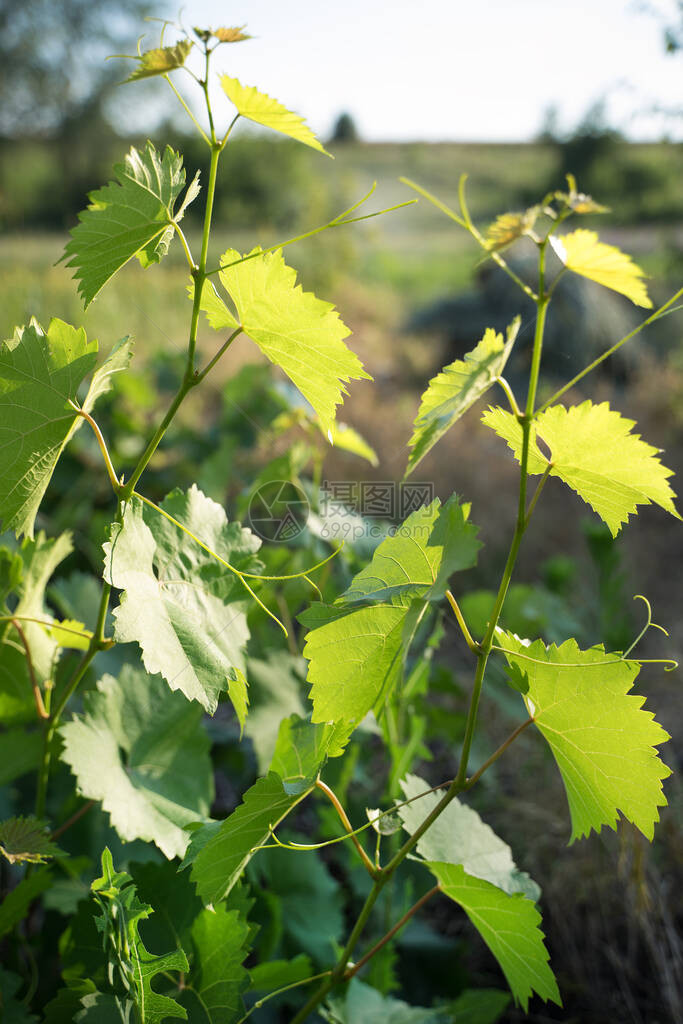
[329,421,379,465]
[200,248,370,435]
[485,209,539,250]
[0,319,97,537]
[63,143,198,306]
[407,321,519,474]
[429,862,560,1012]
[81,336,134,415]
[498,632,671,841]
[220,76,329,154]
[213,26,251,43]
[550,229,652,307]
[60,666,213,858]
[481,401,680,536]
[340,496,480,604]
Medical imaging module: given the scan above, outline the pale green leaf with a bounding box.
[429,862,560,1011]
[185,772,308,904]
[60,665,213,858]
[125,40,193,82]
[63,143,198,307]
[46,618,92,650]
[81,336,134,415]
[202,248,370,435]
[300,600,418,724]
[481,401,680,536]
[213,26,251,43]
[227,667,249,738]
[498,632,672,841]
[0,816,61,865]
[194,278,239,330]
[243,654,307,773]
[91,849,188,1023]
[220,75,330,155]
[407,321,519,474]
[340,496,480,604]
[399,775,539,899]
[0,319,97,537]
[550,229,652,307]
[12,531,74,683]
[104,486,261,714]
[323,978,446,1023]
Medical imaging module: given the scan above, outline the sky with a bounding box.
[128,0,683,142]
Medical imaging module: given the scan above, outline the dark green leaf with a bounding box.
[0,868,52,938]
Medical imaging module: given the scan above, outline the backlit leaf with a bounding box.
[12,531,74,683]
[201,248,369,435]
[104,486,261,714]
[485,209,539,250]
[81,336,134,415]
[63,143,198,307]
[340,496,480,604]
[60,666,213,858]
[550,229,652,308]
[329,421,379,465]
[213,26,251,43]
[220,75,329,155]
[481,402,680,536]
[125,40,193,82]
[407,321,519,474]
[185,773,309,905]
[429,862,560,1011]
[498,632,671,841]
[0,319,97,537]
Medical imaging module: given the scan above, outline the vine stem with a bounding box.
[291,235,552,1024]
[315,780,378,879]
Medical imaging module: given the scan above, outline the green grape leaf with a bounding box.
[178,906,251,1023]
[220,75,330,155]
[184,772,309,905]
[407,321,520,475]
[46,619,92,650]
[91,849,188,1023]
[0,728,42,785]
[201,248,370,435]
[550,229,652,308]
[0,643,35,726]
[0,816,61,865]
[429,862,560,1012]
[485,209,540,251]
[227,667,249,738]
[62,143,198,307]
[504,662,530,694]
[60,666,213,858]
[323,977,446,1023]
[481,401,680,536]
[125,40,193,82]
[249,955,313,993]
[0,319,98,537]
[104,487,261,714]
[399,775,539,900]
[269,714,351,790]
[0,867,52,938]
[300,600,419,724]
[340,496,480,604]
[498,632,671,841]
[367,807,403,835]
[81,336,134,415]
[450,988,511,1024]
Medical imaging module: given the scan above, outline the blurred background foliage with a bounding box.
[1,2,682,1021]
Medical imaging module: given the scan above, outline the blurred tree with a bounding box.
[330,112,359,144]
[0,0,159,137]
